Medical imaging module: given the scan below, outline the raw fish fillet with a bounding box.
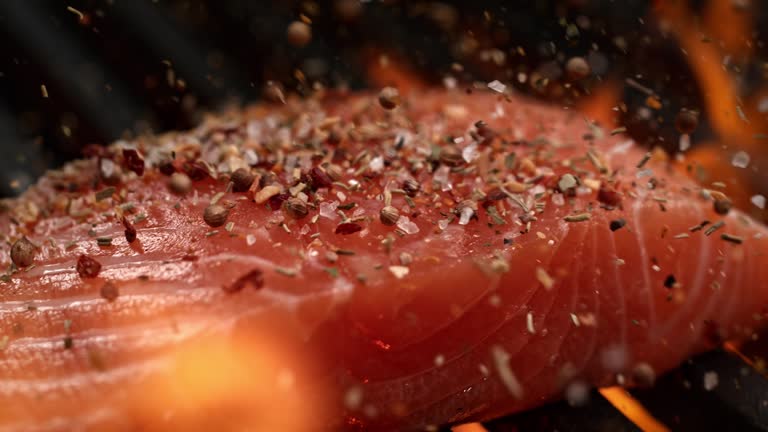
[0,90,766,431]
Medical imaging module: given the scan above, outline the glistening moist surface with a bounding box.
[0,89,766,431]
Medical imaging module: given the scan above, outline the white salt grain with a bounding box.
[396,216,420,234]
[344,386,363,410]
[319,201,339,219]
[732,151,750,168]
[488,80,506,93]
[388,265,410,279]
[679,134,691,152]
[751,194,766,209]
[551,193,565,206]
[458,207,474,225]
[703,371,719,391]
[491,345,524,400]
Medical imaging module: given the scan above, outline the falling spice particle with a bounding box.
[378,87,401,110]
[402,179,421,197]
[95,187,115,201]
[703,371,719,391]
[491,345,524,400]
[100,282,119,302]
[96,237,113,247]
[675,109,699,134]
[526,311,536,334]
[663,274,677,289]
[713,198,732,215]
[76,255,102,278]
[632,363,656,387]
[231,168,255,193]
[690,221,710,232]
[704,220,725,236]
[40,84,48,98]
[203,204,229,228]
[564,213,591,223]
[335,222,363,235]
[752,195,766,209]
[720,233,743,244]
[609,218,626,232]
[10,237,36,268]
[536,267,554,290]
[286,21,312,47]
[274,267,297,277]
[169,172,192,195]
[122,149,145,176]
[565,56,591,81]
[636,152,652,169]
[388,265,410,279]
[379,206,400,226]
[283,197,309,219]
[122,217,137,243]
[732,151,750,168]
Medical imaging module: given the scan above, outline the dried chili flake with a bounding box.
[597,184,622,207]
[224,269,264,293]
[76,255,102,278]
[100,281,119,302]
[310,166,333,189]
[183,161,211,181]
[158,159,176,176]
[268,193,291,210]
[122,149,145,176]
[336,222,363,235]
[122,217,137,243]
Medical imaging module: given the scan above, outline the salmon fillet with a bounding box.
[0,89,766,431]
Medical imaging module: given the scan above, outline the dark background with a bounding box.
[0,0,764,197]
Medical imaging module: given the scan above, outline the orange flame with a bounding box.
[125,331,327,432]
[652,0,766,212]
[363,47,429,94]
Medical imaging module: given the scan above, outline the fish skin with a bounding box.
[0,90,766,431]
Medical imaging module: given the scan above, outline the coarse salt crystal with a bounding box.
[679,134,691,152]
[491,345,524,399]
[396,216,420,234]
[703,371,719,391]
[552,193,565,206]
[732,151,750,168]
[488,80,506,93]
[751,194,766,209]
[319,201,339,219]
[636,169,653,178]
[462,143,479,163]
[369,156,384,172]
[246,234,256,246]
[458,207,474,225]
[388,265,410,279]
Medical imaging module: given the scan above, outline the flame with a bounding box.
[599,387,670,432]
[126,331,326,432]
[652,0,766,211]
[702,0,754,59]
[577,79,621,128]
[452,422,489,432]
[363,47,429,94]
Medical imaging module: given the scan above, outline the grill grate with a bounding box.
[452,348,768,432]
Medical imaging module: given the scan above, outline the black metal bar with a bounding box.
[482,391,641,432]
[631,350,768,432]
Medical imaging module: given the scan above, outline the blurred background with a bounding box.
[0,0,767,219]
